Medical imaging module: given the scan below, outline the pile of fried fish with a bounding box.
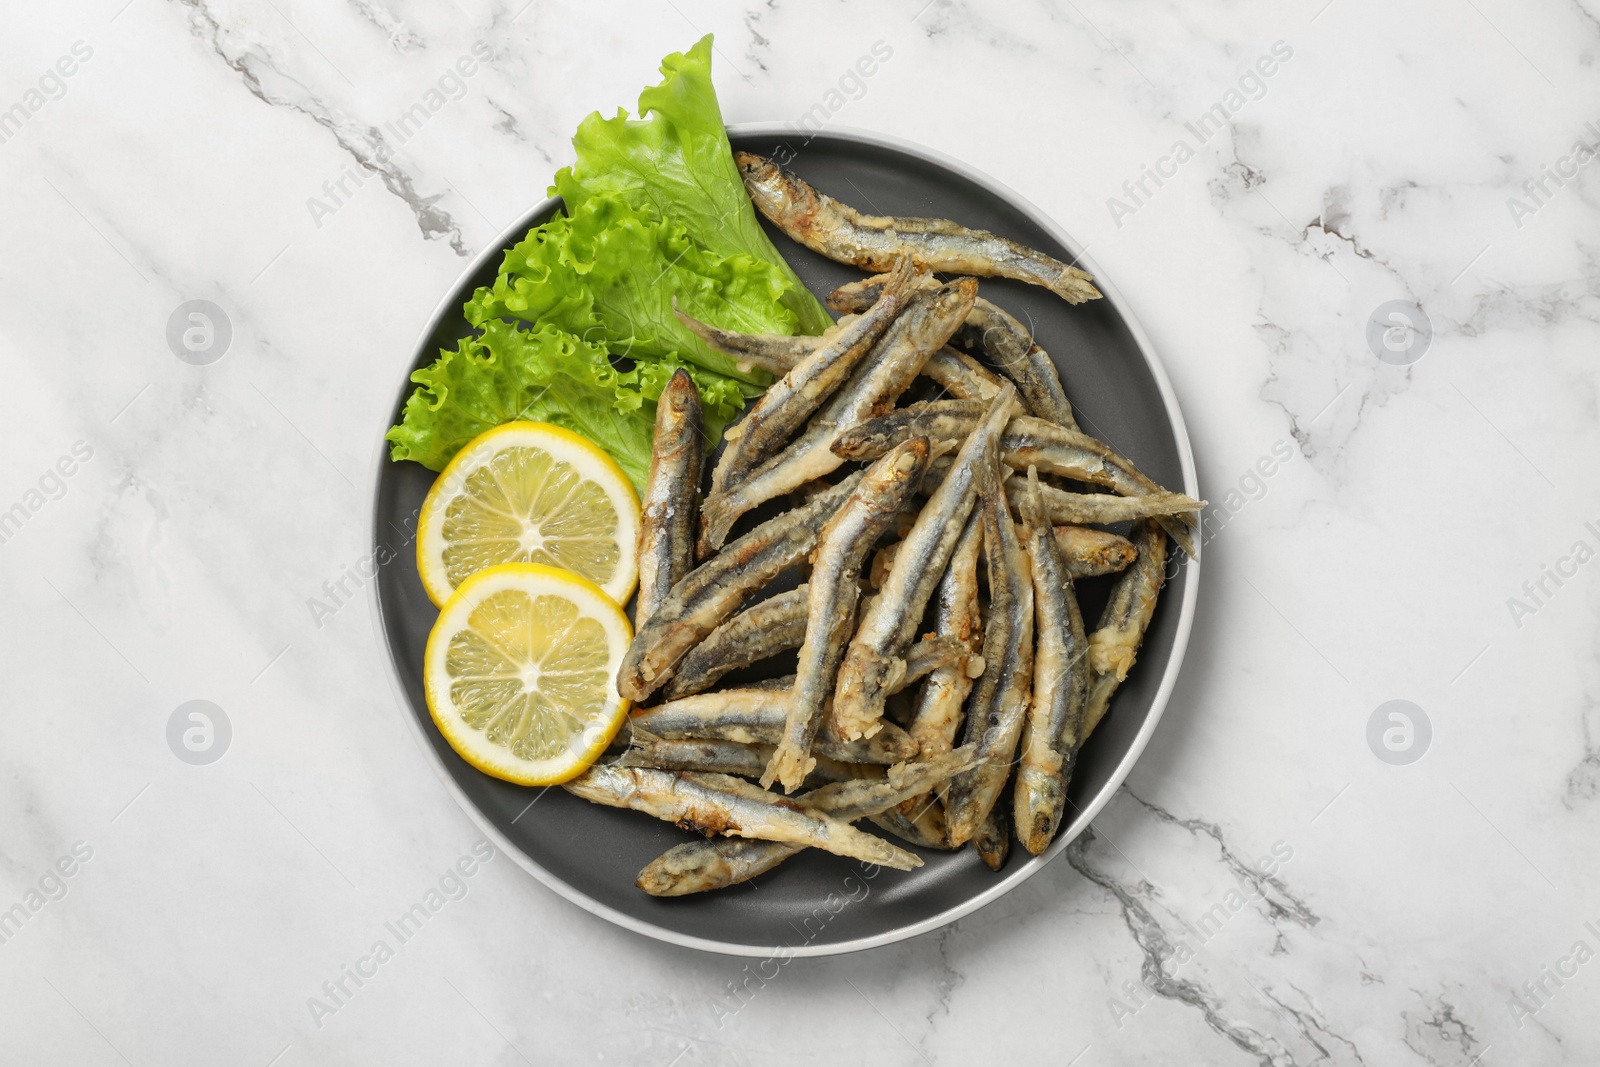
[561,154,1205,896]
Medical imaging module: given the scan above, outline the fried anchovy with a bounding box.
[961,299,1077,429]
[899,635,970,690]
[635,746,977,895]
[871,518,981,848]
[894,473,1138,580]
[907,509,985,765]
[861,581,973,849]
[565,765,919,869]
[928,345,1005,400]
[827,274,1002,400]
[631,690,920,764]
[635,368,703,630]
[832,399,990,462]
[617,472,864,702]
[686,312,998,402]
[944,437,1035,847]
[1083,520,1169,737]
[690,260,914,499]
[738,152,1100,304]
[1000,418,1195,556]
[838,409,1196,555]
[932,458,1201,545]
[618,731,863,784]
[1053,526,1137,578]
[1014,468,1092,855]
[675,315,855,378]
[832,384,1018,742]
[699,281,976,552]
[972,806,1011,872]
[827,273,912,315]
[746,674,796,692]
[660,588,961,702]
[833,276,1077,428]
[662,586,809,700]
[765,439,932,792]
[1004,473,1204,526]
[868,542,899,590]
[869,796,951,850]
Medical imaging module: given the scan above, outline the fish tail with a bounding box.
[1156,514,1195,557]
[760,744,812,794]
[1051,266,1102,304]
[698,493,742,555]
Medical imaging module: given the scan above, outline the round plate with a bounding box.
[370,125,1200,956]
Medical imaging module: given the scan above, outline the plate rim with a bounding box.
[366,121,1201,958]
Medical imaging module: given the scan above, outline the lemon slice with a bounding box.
[417,421,640,608]
[424,562,632,785]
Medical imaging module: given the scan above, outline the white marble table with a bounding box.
[3,1,1596,1063]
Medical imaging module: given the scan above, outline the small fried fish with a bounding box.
[1013,468,1092,855]
[617,472,864,702]
[764,438,932,792]
[630,689,920,765]
[943,435,1035,847]
[687,257,914,497]
[1083,520,1169,737]
[662,586,809,700]
[635,746,978,895]
[565,765,920,869]
[635,368,703,630]
[831,384,1018,742]
[738,152,1100,304]
[699,281,975,553]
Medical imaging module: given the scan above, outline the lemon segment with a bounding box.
[417,422,640,608]
[424,563,632,786]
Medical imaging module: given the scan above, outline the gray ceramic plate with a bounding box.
[370,125,1200,957]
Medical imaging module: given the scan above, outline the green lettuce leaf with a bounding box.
[384,319,739,491]
[390,36,819,486]
[550,35,831,336]
[463,192,793,390]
